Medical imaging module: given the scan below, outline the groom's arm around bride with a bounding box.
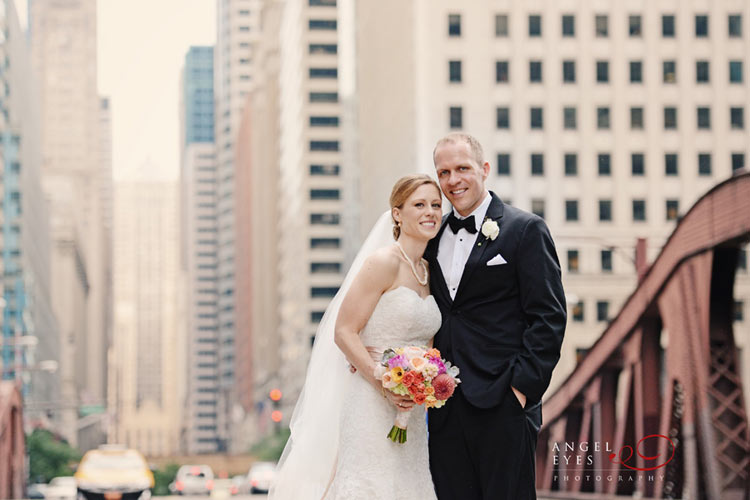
[426,133,566,500]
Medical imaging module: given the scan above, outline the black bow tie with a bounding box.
[447,213,477,234]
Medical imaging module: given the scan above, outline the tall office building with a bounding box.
[180,46,221,454]
[0,0,60,427]
[350,1,750,394]
[111,180,182,457]
[29,0,111,446]
[214,0,260,450]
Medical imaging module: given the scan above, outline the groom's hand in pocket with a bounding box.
[511,385,527,408]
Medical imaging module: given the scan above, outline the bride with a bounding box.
[270,175,443,499]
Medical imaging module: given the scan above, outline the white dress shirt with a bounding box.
[437,192,492,300]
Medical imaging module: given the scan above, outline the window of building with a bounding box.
[738,249,747,271]
[496,14,509,37]
[310,92,338,103]
[530,61,543,82]
[309,68,337,78]
[735,301,744,322]
[562,15,575,36]
[564,153,578,176]
[631,107,644,129]
[565,200,579,221]
[309,19,337,30]
[497,153,511,175]
[598,153,611,176]
[310,164,340,176]
[310,189,340,200]
[629,15,642,36]
[596,61,609,82]
[310,237,340,249]
[664,107,678,129]
[448,14,461,36]
[597,301,610,321]
[310,140,339,151]
[697,107,711,129]
[311,262,341,273]
[731,107,744,129]
[531,107,544,129]
[449,106,463,129]
[529,15,542,36]
[595,15,608,37]
[531,198,545,218]
[573,301,584,322]
[662,15,675,37]
[311,287,338,298]
[601,249,613,272]
[311,311,325,323]
[732,153,745,171]
[597,107,610,129]
[729,15,742,37]
[730,61,743,83]
[309,0,336,5]
[496,61,509,83]
[665,153,679,175]
[632,153,645,175]
[496,107,510,128]
[630,61,643,83]
[663,61,677,83]
[531,153,544,175]
[449,60,462,83]
[310,116,340,127]
[698,153,712,176]
[567,249,579,272]
[310,213,340,225]
[309,43,337,55]
[563,61,576,83]
[563,107,577,129]
[696,61,710,83]
[666,199,679,221]
[695,15,709,37]
[599,200,612,221]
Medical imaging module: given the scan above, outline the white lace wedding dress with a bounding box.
[324,286,442,500]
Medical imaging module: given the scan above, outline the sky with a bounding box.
[96,0,216,181]
[16,0,215,180]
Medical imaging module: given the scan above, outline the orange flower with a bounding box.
[402,371,417,387]
[426,348,441,359]
[425,386,435,396]
[414,393,427,405]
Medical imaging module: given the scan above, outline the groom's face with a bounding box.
[434,140,490,217]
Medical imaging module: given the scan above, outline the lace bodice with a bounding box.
[324,286,441,500]
[359,286,442,349]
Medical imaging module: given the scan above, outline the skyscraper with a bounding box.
[180,46,221,454]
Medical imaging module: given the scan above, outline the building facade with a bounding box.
[0,0,60,428]
[350,0,750,395]
[111,180,182,457]
[180,46,222,454]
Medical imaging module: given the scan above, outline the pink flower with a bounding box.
[429,357,447,375]
[432,373,456,401]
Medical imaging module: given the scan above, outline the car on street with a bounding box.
[170,465,215,495]
[246,462,276,494]
[27,482,48,499]
[43,477,77,500]
[74,445,154,500]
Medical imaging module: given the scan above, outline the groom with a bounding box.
[425,133,566,500]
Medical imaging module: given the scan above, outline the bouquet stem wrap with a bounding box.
[387,409,412,443]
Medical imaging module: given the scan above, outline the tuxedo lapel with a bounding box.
[453,192,505,301]
[426,213,452,304]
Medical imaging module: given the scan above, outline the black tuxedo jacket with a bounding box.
[424,192,566,409]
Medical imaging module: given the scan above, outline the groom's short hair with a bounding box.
[433,133,485,166]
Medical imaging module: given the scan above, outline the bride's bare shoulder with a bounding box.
[361,245,401,277]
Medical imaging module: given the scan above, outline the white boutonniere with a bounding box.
[481,218,499,241]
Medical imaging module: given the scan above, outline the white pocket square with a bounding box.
[486,253,507,266]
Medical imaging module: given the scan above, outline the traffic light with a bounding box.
[269,388,282,433]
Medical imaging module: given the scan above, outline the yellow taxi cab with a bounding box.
[74,445,154,500]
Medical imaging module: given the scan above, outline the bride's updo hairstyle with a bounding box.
[389,174,441,240]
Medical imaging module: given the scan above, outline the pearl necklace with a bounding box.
[396,242,428,286]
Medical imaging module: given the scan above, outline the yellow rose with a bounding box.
[390,366,404,383]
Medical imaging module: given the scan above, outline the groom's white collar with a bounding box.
[452,192,492,233]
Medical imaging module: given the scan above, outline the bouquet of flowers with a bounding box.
[373,346,461,443]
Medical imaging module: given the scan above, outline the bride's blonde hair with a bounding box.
[389,174,441,240]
